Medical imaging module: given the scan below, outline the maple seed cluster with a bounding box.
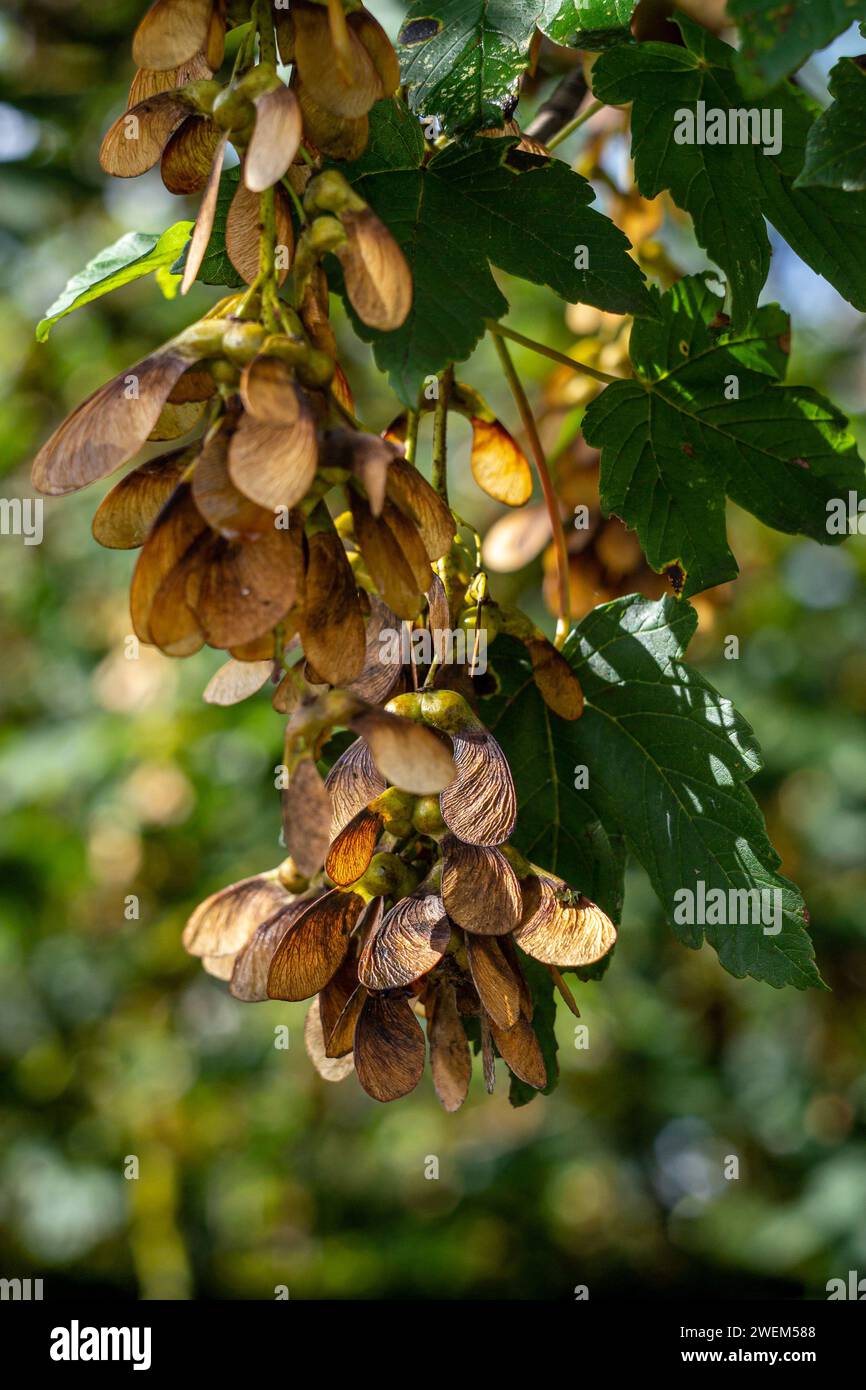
[31,0,617,1106]
[185,687,616,1107]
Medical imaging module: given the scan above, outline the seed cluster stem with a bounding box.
[254,0,277,67]
[431,365,453,503]
[490,329,571,649]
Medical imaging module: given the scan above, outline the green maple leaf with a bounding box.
[539,0,638,50]
[485,599,824,991]
[397,1,638,136]
[592,15,866,325]
[729,0,866,95]
[396,1,542,135]
[581,275,864,597]
[796,56,866,191]
[338,100,655,403]
[36,223,192,340]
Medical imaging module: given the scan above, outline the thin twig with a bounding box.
[525,66,589,145]
[431,364,453,503]
[546,98,605,151]
[484,319,621,384]
[404,407,420,465]
[490,329,571,648]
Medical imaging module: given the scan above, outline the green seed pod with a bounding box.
[212,85,256,134]
[223,320,268,366]
[458,604,501,641]
[359,851,411,899]
[418,688,476,734]
[370,787,416,833]
[236,62,279,101]
[412,795,445,836]
[206,358,241,386]
[175,318,229,357]
[276,857,309,893]
[183,79,223,115]
[295,347,335,389]
[385,692,423,723]
[303,169,366,217]
[384,818,413,839]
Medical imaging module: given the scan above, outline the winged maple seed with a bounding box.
[31,286,461,668]
[182,687,616,1107]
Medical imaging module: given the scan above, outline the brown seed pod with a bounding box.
[352,707,456,796]
[318,955,363,1056]
[183,870,288,960]
[146,537,207,657]
[345,596,405,704]
[357,891,449,991]
[33,339,211,495]
[298,522,367,687]
[267,888,364,1001]
[353,992,426,1102]
[181,130,229,292]
[127,53,213,106]
[514,874,617,968]
[245,82,303,192]
[230,894,320,1002]
[325,807,383,887]
[226,179,294,286]
[426,573,451,638]
[295,80,369,160]
[293,0,383,118]
[325,973,368,1057]
[353,9,401,95]
[482,503,551,573]
[129,482,208,643]
[336,208,412,332]
[91,446,194,549]
[385,459,455,562]
[240,355,301,426]
[488,1012,548,1091]
[350,491,423,620]
[325,737,388,840]
[428,981,472,1112]
[133,0,214,72]
[187,524,302,649]
[466,933,522,1029]
[527,636,584,720]
[441,837,522,935]
[282,756,332,878]
[191,425,276,539]
[100,91,195,178]
[232,630,281,662]
[304,1001,355,1082]
[228,399,318,511]
[428,704,517,847]
[202,656,273,706]
[203,3,225,71]
[381,499,432,593]
[160,113,223,193]
[469,416,533,507]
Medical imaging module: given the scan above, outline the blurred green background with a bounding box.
[1,1,865,1300]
